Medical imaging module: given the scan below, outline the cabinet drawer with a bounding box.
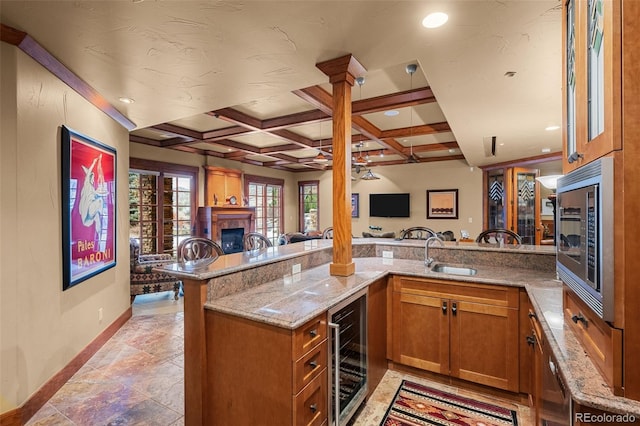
[563,287,622,395]
[294,340,327,393]
[394,276,519,308]
[293,314,327,360]
[293,370,327,426]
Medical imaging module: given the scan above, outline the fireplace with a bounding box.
[195,206,256,248]
[221,228,244,254]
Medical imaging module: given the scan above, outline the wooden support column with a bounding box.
[317,54,366,276]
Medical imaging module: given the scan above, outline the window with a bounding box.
[245,174,284,245]
[129,159,198,256]
[298,181,319,233]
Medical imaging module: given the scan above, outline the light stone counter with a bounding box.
[204,256,557,329]
[159,239,639,417]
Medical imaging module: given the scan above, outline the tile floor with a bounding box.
[26,292,533,425]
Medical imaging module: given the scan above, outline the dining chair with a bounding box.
[475,229,522,245]
[400,227,437,240]
[243,232,273,251]
[322,227,333,239]
[177,237,224,268]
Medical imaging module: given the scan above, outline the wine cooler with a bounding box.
[328,288,368,426]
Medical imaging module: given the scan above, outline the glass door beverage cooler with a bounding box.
[328,288,368,426]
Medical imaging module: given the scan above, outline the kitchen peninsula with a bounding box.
[157,240,640,425]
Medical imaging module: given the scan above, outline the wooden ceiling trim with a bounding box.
[214,139,262,154]
[151,123,203,140]
[212,107,263,130]
[351,87,436,115]
[201,125,254,140]
[261,109,329,130]
[380,122,452,138]
[259,143,306,154]
[1,23,136,131]
[292,86,334,115]
[410,141,459,153]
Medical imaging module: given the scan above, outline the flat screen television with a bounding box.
[369,193,410,218]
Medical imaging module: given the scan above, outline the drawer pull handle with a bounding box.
[571,313,588,327]
[309,329,318,337]
[526,335,536,346]
[309,403,318,413]
[528,311,537,319]
[309,360,318,369]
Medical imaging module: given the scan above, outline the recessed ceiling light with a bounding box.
[545,125,560,131]
[384,110,399,117]
[541,148,551,153]
[448,149,456,153]
[119,97,135,104]
[422,12,448,28]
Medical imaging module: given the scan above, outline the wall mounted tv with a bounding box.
[369,193,410,218]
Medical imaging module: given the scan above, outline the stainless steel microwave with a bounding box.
[556,157,614,322]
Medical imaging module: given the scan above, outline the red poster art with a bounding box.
[62,126,116,289]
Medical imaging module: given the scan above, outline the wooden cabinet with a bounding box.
[206,311,327,425]
[391,276,520,392]
[562,0,622,172]
[390,279,521,391]
[367,277,388,397]
[204,166,243,206]
[563,286,622,395]
[483,167,542,245]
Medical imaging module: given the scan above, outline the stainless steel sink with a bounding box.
[431,264,478,276]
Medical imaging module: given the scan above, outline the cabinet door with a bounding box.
[563,0,622,172]
[449,300,519,392]
[392,292,449,374]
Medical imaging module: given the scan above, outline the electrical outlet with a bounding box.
[292,263,301,274]
[98,308,103,322]
[382,251,393,259]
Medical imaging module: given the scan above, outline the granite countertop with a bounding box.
[527,285,640,416]
[204,257,557,329]
[156,238,556,281]
[204,254,640,417]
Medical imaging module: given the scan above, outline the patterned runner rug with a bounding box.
[380,380,518,426]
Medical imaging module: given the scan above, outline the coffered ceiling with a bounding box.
[0,0,563,171]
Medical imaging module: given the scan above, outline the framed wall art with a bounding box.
[427,189,458,219]
[351,193,360,218]
[61,126,117,290]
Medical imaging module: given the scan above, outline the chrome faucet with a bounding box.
[424,236,444,266]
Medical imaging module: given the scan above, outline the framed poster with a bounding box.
[351,193,359,218]
[427,189,458,219]
[61,126,117,290]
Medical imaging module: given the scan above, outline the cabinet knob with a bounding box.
[526,335,536,346]
[309,360,318,369]
[528,311,537,320]
[442,301,447,315]
[309,403,318,413]
[451,302,457,316]
[309,329,318,337]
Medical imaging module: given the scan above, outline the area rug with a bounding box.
[380,380,518,426]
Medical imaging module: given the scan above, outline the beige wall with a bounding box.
[0,44,131,412]
[296,160,484,239]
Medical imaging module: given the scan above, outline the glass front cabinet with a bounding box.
[484,167,542,245]
[563,0,622,172]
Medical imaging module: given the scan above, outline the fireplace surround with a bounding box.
[195,206,256,247]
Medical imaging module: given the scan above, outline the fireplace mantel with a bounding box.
[195,206,256,243]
